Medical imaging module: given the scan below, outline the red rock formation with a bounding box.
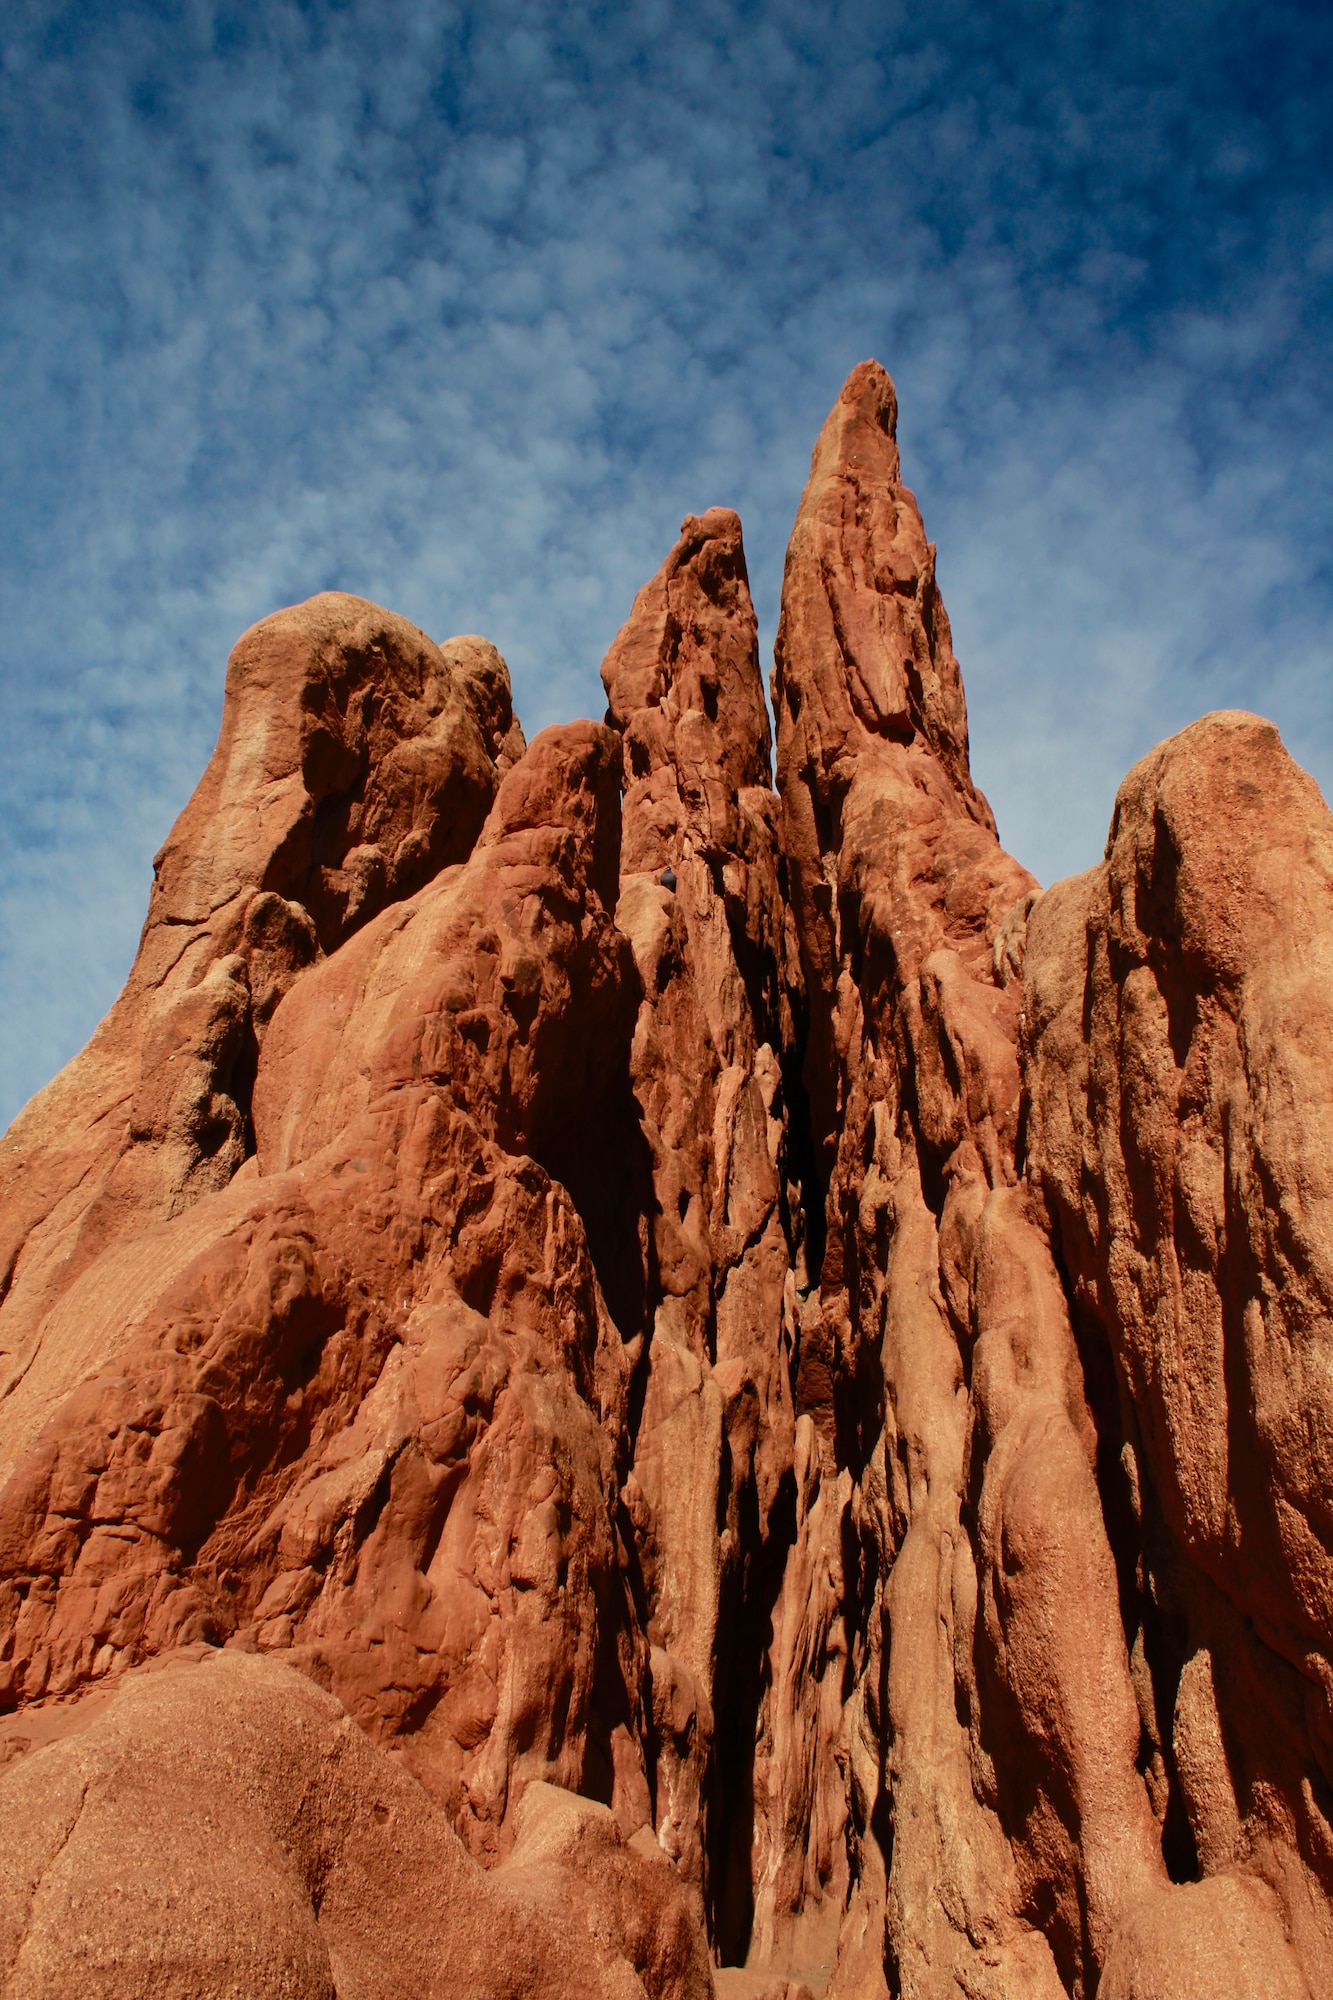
[600,507,802,1942]
[2,369,1332,2000]
[0,595,515,1493]
[770,359,1085,1998]
[0,709,652,1856]
[1023,712,1333,1997]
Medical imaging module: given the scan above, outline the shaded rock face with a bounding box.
[2,370,1331,2000]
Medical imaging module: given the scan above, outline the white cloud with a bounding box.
[1,0,1330,1123]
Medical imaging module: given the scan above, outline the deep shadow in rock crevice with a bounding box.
[705,1457,799,1965]
[532,1062,658,1351]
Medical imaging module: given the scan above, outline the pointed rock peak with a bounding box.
[156,591,508,958]
[810,357,902,485]
[669,504,749,586]
[775,358,988,818]
[438,634,527,775]
[480,718,625,913]
[840,355,898,426]
[601,504,770,799]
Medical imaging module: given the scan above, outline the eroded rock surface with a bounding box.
[0,1647,709,2000]
[0,595,518,1489]
[1023,711,1333,1997]
[2,368,1331,2000]
[601,506,803,1944]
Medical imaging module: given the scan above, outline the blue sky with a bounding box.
[2,0,1331,1129]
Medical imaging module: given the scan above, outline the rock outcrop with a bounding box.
[0,596,518,1490]
[1023,712,1333,1996]
[2,365,1331,2000]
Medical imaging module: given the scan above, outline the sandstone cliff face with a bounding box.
[1023,714,1333,1996]
[2,367,1331,2000]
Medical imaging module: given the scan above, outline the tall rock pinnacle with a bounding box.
[602,506,801,1938]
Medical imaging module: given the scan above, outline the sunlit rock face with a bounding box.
[2,365,1330,2000]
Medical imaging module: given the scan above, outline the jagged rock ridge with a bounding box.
[2,364,1330,2000]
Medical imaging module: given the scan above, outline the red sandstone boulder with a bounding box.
[0,1647,709,1999]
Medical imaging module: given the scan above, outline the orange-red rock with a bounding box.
[1023,711,1333,1996]
[0,594,515,1491]
[2,371,1331,2000]
[601,507,802,1945]
[0,1647,709,2000]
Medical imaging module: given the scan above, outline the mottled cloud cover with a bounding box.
[3,0,1331,1126]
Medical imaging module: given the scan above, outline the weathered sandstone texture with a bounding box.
[2,364,1330,2000]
